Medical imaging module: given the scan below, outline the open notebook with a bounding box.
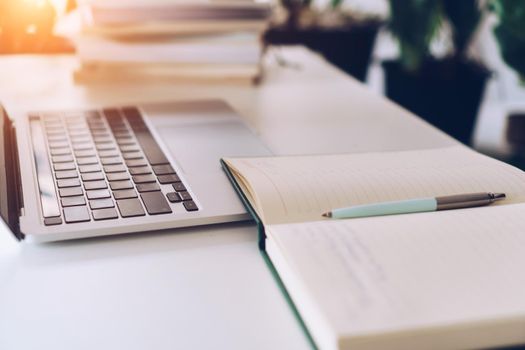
[221,145,525,350]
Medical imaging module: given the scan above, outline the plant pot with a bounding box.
[265,21,381,82]
[383,58,490,145]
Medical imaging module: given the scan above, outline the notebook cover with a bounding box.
[220,158,317,349]
[220,158,265,249]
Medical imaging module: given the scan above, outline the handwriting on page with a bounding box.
[236,146,525,224]
[269,203,525,334]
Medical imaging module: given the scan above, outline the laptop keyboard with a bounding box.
[29,107,198,226]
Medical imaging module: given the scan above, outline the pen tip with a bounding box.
[493,193,506,200]
[322,212,332,218]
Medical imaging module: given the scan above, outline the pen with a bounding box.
[322,192,506,219]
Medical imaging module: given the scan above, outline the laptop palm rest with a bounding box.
[144,103,271,175]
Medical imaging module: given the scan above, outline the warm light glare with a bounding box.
[50,0,68,16]
[22,0,47,7]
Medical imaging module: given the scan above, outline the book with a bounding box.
[221,145,525,349]
[83,0,272,25]
[74,32,262,65]
[79,0,271,38]
[81,19,269,38]
[74,61,261,85]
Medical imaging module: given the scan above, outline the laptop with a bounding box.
[0,99,271,243]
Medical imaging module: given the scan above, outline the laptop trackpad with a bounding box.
[153,120,270,175]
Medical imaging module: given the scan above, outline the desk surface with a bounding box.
[0,47,455,350]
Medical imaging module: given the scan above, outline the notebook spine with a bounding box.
[220,159,266,250]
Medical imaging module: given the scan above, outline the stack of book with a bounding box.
[71,0,272,84]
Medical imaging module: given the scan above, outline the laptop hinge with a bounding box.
[1,106,24,240]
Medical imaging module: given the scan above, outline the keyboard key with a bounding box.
[183,201,198,212]
[141,191,172,215]
[129,166,151,175]
[59,187,83,197]
[107,172,129,181]
[132,174,156,184]
[113,189,138,200]
[69,131,90,138]
[86,189,111,200]
[122,107,141,118]
[126,158,147,167]
[44,217,62,226]
[133,131,169,165]
[47,132,66,139]
[70,136,91,143]
[89,127,107,134]
[173,182,187,192]
[136,183,160,193]
[91,130,110,137]
[99,150,119,158]
[179,191,192,201]
[111,128,128,135]
[116,198,145,218]
[166,192,181,203]
[109,180,134,190]
[101,157,122,165]
[84,180,108,190]
[94,136,113,144]
[158,174,180,184]
[103,164,127,173]
[93,208,118,221]
[87,122,104,129]
[55,170,78,179]
[117,138,135,146]
[50,148,71,156]
[79,164,102,173]
[89,198,114,210]
[47,135,68,142]
[54,162,76,171]
[103,108,121,120]
[61,196,86,207]
[52,155,74,163]
[122,151,142,160]
[81,172,105,181]
[74,149,96,158]
[96,143,116,151]
[119,145,139,153]
[114,132,131,139]
[57,178,81,188]
[152,164,175,175]
[72,142,93,151]
[49,141,69,149]
[77,156,98,165]
[45,125,63,132]
[63,206,91,223]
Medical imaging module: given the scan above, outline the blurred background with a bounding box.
[0,0,524,168]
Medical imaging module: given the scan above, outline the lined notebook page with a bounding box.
[225,146,525,224]
[267,203,525,349]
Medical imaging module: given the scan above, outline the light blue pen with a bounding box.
[322,192,506,219]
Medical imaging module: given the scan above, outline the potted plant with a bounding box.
[491,0,525,164]
[383,0,490,145]
[265,0,383,82]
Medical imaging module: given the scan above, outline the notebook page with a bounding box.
[225,146,525,224]
[266,203,525,348]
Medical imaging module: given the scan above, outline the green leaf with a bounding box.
[388,0,443,71]
[492,0,525,78]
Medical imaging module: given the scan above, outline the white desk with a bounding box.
[0,47,455,350]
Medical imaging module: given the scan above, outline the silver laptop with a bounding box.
[0,100,271,243]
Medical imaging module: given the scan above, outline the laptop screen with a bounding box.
[0,107,22,239]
